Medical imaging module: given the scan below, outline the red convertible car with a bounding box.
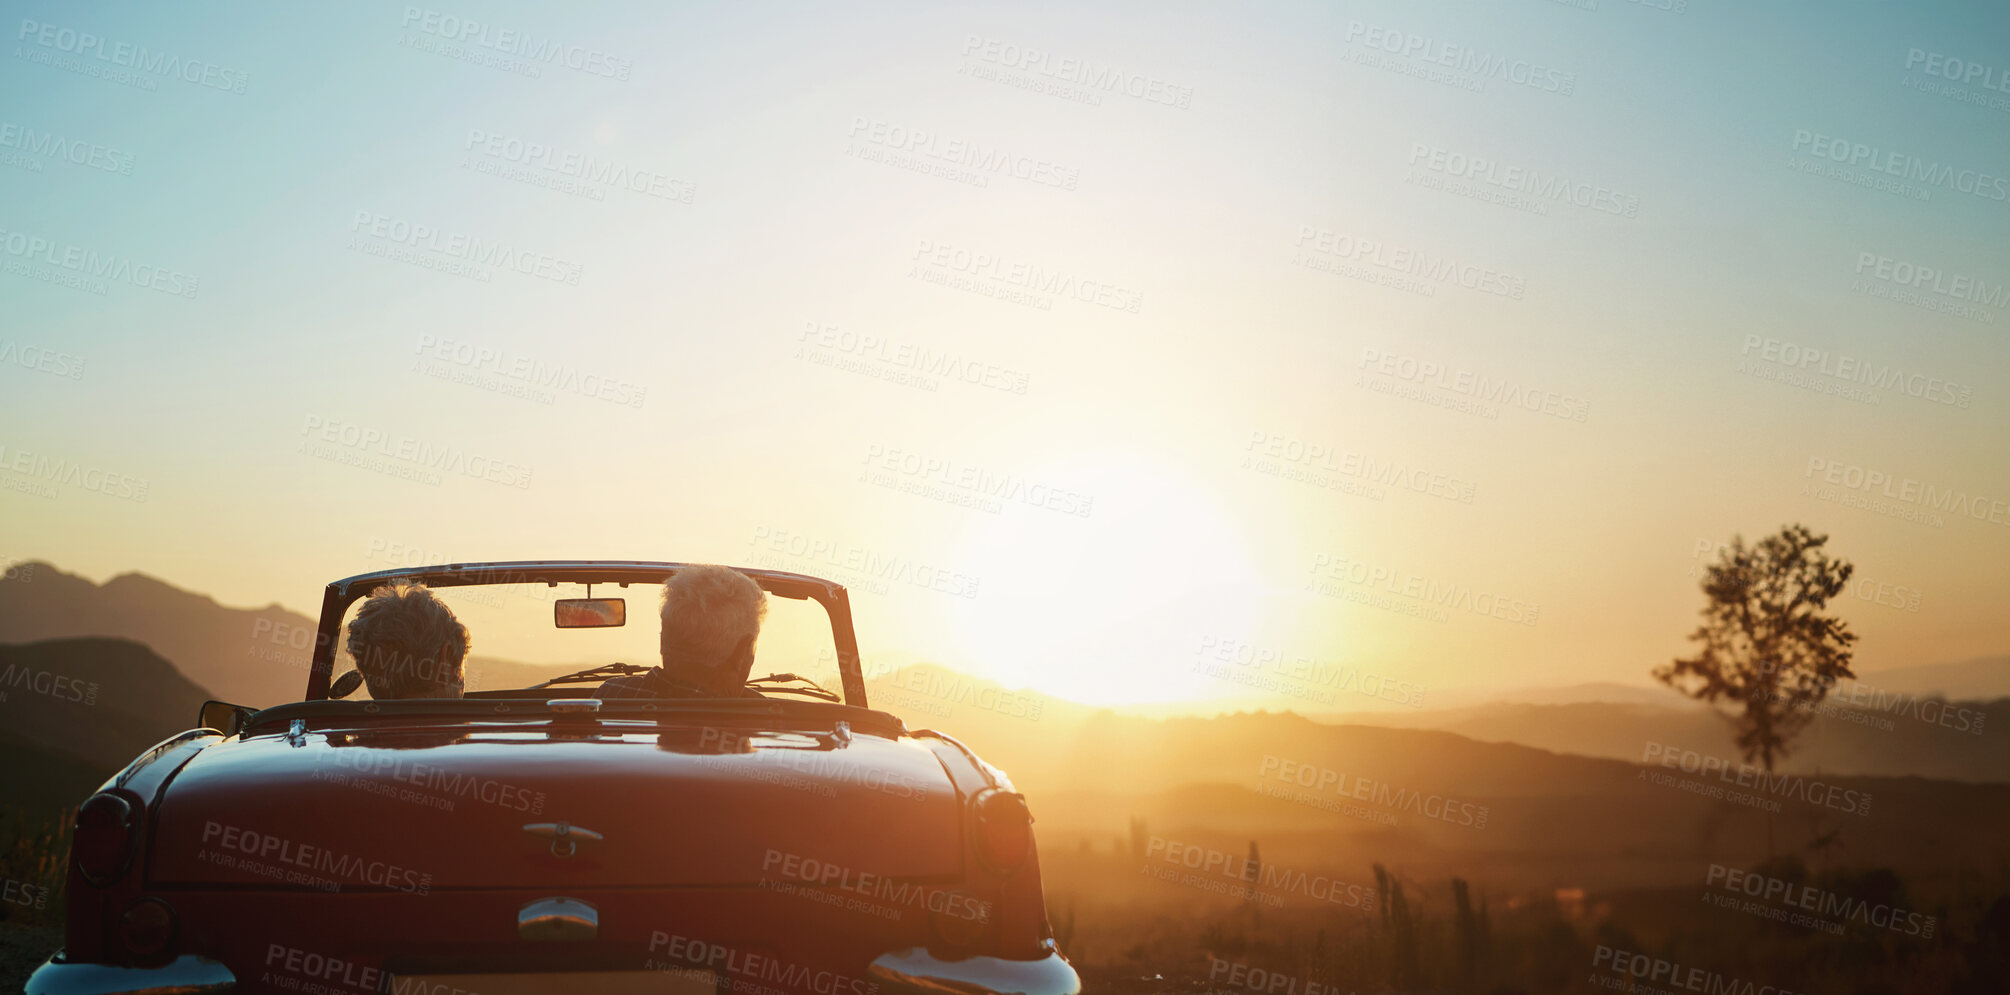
[28,560,1080,995]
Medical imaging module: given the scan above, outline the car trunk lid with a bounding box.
[146,717,964,890]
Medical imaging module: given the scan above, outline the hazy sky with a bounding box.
[3,0,2005,709]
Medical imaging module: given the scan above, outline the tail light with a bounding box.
[120,897,178,956]
[75,791,141,887]
[973,789,1032,874]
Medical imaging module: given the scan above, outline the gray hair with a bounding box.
[346,582,469,698]
[661,565,767,672]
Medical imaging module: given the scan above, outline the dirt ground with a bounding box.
[0,925,59,992]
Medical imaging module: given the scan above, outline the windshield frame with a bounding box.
[306,560,865,706]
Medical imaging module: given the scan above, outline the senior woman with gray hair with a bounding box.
[596,564,768,698]
[345,581,471,698]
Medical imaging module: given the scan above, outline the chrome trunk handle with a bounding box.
[519,897,598,941]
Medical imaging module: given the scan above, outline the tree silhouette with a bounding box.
[1655,524,1857,772]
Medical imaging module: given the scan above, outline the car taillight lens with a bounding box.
[75,792,140,887]
[974,790,1032,873]
[119,897,177,956]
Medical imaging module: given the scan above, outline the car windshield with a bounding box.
[330,575,849,702]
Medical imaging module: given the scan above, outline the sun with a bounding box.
[942,458,1272,707]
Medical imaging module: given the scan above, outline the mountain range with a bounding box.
[1,560,2004,794]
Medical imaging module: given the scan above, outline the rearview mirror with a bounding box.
[555,598,626,628]
[198,700,257,737]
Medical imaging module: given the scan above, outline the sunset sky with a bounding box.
[3,0,2005,708]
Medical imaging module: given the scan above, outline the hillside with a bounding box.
[1320,698,2010,783]
[0,564,313,707]
[1018,710,2010,893]
[0,637,215,770]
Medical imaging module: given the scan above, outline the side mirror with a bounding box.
[198,700,257,737]
[555,598,626,628]
[329,670,366,699]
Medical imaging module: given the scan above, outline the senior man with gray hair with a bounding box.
[346,581,470,698]
[595,564,769,698]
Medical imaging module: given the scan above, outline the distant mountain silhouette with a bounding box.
[1320,696,2010,783]
[0,562,568,706]
[0,638,214,770]
[4,561,2003,785]
[0,563,312,707]
[1418,680,1694,709]
[1845,655,2010,700]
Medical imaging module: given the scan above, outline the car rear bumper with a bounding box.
[868,944,1081,995]
[26,952,237,994]
[25,947,1077,995]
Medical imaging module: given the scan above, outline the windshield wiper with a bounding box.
[746,672,842,703]
[529,662,649,689]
